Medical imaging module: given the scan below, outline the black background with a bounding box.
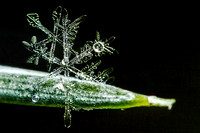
[0,1,200,133]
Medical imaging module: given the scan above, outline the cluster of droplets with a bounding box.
[22,6,117,128]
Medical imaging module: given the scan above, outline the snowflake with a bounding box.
[22,6,117,128]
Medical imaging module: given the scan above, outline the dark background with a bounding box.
[0,1,200,133]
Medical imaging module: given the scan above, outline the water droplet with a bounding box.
[32,94,39,103]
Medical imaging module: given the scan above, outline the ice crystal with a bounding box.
[22,6,117,127]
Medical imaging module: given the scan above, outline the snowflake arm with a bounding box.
[27,13,53,36]
[49,6,62,71]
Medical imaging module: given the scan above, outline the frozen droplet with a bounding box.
[32,94,39,103]
[93,41,105,53]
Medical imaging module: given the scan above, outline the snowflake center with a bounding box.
[61,59,66,66]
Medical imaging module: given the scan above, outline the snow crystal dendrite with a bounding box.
[22,6,117,127]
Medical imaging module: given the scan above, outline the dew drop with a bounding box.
[32,94,39,103]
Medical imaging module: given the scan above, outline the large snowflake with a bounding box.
[22,6,117,127]
[22,6,117,83]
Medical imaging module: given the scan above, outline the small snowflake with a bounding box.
[93,31,117,56]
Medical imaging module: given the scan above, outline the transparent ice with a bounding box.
[22,6,117,127]
[32,94,39,103]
